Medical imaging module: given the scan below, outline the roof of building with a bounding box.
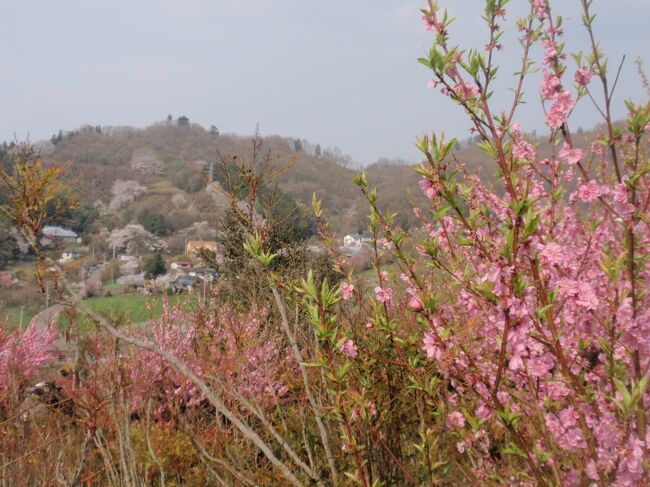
[42,226,78,238]
[346,232,372,240]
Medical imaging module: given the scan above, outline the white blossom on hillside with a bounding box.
[106,224,167,255]
[130,148,164,175]
[107,180,147,213]
[171,192,187,207]
[179,221,217,240]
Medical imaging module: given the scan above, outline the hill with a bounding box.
[3,118,610,257]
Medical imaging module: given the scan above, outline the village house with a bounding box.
[42,226,80,244]
[343,232,372,248]
[171,260,194,272]
[58,248,83,264]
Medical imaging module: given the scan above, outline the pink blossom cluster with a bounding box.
[410,1,650,481]
[0,321,56,393]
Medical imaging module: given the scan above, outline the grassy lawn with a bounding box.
[58,293,192,330]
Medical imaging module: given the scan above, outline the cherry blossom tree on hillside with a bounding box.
[130,148,164,175]
[106,224,167,255]
[106,179,147,214]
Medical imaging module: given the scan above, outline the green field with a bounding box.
[58,293,190,329]
[2,292,199,330]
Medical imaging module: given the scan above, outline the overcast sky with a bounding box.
[1,0,649,165]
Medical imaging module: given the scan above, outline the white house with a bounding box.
[343,232,372,248]
[58,248,82,264]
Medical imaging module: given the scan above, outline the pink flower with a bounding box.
[546,91,574,129]
[419,177,436,199]
[374,286,393,306]
[377,238,392,250]
[557,279,599,311]
[528,353,555,378]
[546,408,587,451]
[341,283,355,301]
[539,242,565,266]
[576,180,606,202]
[617,437,645,485]
[542,39,557,66]
[0,321,57,390]
[611,182,635,219]
[613,183,628,203]
[475,404,492,420]
[422,331,442,360]
[512,138,536,162]
[339,339,358,359]
[426,79,439,89]
[452,82,479,101]
[456,440,466,453]
[559,142,584,164]
[366,322,374,329]
[408,295,424,312]
[421,11,441,33]
[446,411,466,429]
[541,70,561,99]
[574,66,593,86]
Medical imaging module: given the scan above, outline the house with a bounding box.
[42,226,79,244]
[171,260,194,272]
[185,240,218,256]
[58,248,83,264]
[343,232,372,248]
[189,267,218,282]
[174,274,198,291]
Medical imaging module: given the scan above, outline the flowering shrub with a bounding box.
[0,320,56,395]
[330,0,650,483]
[128,297,294,414]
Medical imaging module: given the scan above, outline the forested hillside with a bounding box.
[22,118,607,241]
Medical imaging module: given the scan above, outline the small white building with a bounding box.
[343,232,372,248]
[58,248,82,264]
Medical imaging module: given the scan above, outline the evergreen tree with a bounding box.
[138,210,169,236]
[143,252,166,279]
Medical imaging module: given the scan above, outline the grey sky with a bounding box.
[2,0,649,165]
